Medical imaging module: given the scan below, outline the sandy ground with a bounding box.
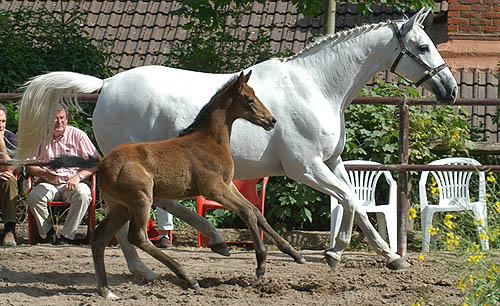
[0,227,463,306]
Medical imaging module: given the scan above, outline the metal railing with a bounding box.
[3,93,500,255]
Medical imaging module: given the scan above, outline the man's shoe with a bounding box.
[44,228,58,245]
[2,231,16,247]
[57,235,75,246]
[157,236,174,249]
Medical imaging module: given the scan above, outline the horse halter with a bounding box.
[390,21,448,87]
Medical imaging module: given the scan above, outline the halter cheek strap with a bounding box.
[390,21,448,87]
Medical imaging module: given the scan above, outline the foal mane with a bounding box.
[179,74,239,136]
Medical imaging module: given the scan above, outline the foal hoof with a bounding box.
[324,251,341,271]
[386,257,411,270]
[191,280,201,293]
[210,242,230,257]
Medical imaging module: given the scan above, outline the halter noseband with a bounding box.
[390,21,448,87]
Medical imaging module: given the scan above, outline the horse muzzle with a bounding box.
[262,117,277,131]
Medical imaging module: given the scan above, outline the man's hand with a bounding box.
[0,171,13,182]
[65,174,81,191]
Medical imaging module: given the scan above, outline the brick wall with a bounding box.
[447,0,500,36]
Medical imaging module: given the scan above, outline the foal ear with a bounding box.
[244,70,252,82]
[237,71,246,86]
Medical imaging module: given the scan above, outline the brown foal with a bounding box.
[48,71,306,299]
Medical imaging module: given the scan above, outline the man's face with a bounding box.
[0,110,7,133]
[53,108,68,137]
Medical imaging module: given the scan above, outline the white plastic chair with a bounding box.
[330,160,397,253]
[419,157,489,252]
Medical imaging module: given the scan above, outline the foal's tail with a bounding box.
[16,72,104,164]
[47,155,101,170]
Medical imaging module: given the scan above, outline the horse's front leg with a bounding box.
[325,157,410,270]
[228,183,307,265]
[154,199,230,256]
[205,183,269,279]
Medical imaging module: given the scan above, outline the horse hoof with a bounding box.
[210,242,231,257]
[295,256,307,264]
[386,257,410,270]
[191,281,201,293]
[100,288,120,300]
[324,251,341,271]
[130,266,159,281]
[256,268,265,280]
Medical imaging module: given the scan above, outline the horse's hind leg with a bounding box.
[111,210,160,281]
[154,199,230,256]
[127,199,200,291]
[91,203,129,300]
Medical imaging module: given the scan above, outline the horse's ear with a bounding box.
[244,70,252,83]
[237,71,245,86]
[402,7,431,35]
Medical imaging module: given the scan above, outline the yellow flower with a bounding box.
[486,172,496,183]
[479,232,489,241]
[495,201,500,214]
[430,178,439,196]
[468,274,474,283]
[443,214,456,230]
[473,218,484,226]
[408,207,417,220]
[418,253,425,260]
[457,278,466,292]
[445,232,460,250]
[492,263,499,273]
[427,225,439,236]
[468,253,484,264]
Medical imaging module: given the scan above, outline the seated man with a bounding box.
[0,103,19,246]
[26,105,99,245]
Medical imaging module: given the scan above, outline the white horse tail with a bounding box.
[15,72,104,163]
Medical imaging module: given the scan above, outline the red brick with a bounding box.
[460,0,481,4]
[483,12,500,18]
[482,25,500,32]
[448,11,459,17]
[448,25,459,32]
[471,4,491,11]
[494,19,500,25]
[480,19,492,25]
[449,17,469,25]
[484,0,500,5]
[459,25,481,32]
[449,4,470,11]
[460,11,481,18]
[447,0,460,3]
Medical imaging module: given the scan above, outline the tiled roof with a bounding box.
[1,1,499,141]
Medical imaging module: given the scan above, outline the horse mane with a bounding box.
[283,20,396,62]
[179,74,239,136]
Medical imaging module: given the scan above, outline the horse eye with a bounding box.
[419,45,429,52]
[246,96,254,104]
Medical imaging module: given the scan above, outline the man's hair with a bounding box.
[0,103,7,115]
[56,104,69,116]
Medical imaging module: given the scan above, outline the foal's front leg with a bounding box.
[228,183,307,266]
[206,183,269,279]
